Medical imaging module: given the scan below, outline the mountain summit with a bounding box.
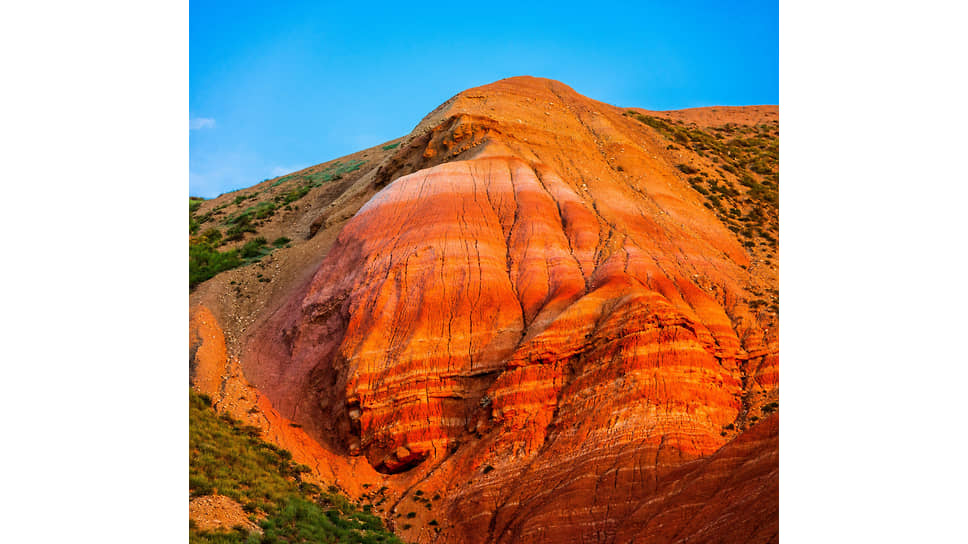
[190,76,779,543]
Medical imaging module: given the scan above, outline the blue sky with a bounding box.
[190,1,778,198]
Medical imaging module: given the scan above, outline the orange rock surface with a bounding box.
[197,76,778,543]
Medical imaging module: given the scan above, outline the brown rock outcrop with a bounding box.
[198,76,777,543]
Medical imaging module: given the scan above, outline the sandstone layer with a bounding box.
[193,76,778,543]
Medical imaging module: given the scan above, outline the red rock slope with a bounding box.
[206,76,777,543]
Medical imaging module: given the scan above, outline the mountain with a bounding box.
[189,76,778,543]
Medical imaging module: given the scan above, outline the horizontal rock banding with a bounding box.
[242,76,778,542]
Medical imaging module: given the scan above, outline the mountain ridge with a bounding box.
[190,76,778,543]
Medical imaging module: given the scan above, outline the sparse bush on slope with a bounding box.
[189,391,405,544]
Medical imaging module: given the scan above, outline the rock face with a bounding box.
[233,76,777,543]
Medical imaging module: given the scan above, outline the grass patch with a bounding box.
[190,197,208,234]
[240,237,270,259]
[308,159,366,184]
[189,229,275,289]
[189,390,405,544]
[190,239,243,289]
[279,185,312,205]
[271,175,294,188]
[271,160,367,207]
[382,142,400,151]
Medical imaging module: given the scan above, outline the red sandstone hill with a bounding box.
[190,76,779,543]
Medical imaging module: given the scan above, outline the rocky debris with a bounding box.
[189,494,262,534]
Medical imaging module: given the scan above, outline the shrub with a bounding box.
[382,142,400,150]
[676,164,699,174]
[233,193,257,206]
[689,181,709,196]
[224,223,256,241]
[750,160,773,175]
[240,237,268,259]
[189,243,243,289]
[200,228,222,245]
[272,237,291,247]
[253,201,277,220]
[280,185,312,204]
[189,391,405,544]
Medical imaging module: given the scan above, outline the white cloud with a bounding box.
[189,117,215,130]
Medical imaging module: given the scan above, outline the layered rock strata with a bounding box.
[222,76,778,543]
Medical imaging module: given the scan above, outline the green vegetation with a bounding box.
[190,198,207,234]
[234,193,258,206]
[240,237,271,259]
[222,201,279,239]
[279,185,313,205]
[188,157,369,291]
[627,112,687,144]
[189,391,405,544]
[189,201,278,289]
[624,111,779,254]
[270,160,367,207]
[190,237,243,290]
[271,175,292,188]
[762,401,779,414]
[381,142,400,151]
[307,159,366,184]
